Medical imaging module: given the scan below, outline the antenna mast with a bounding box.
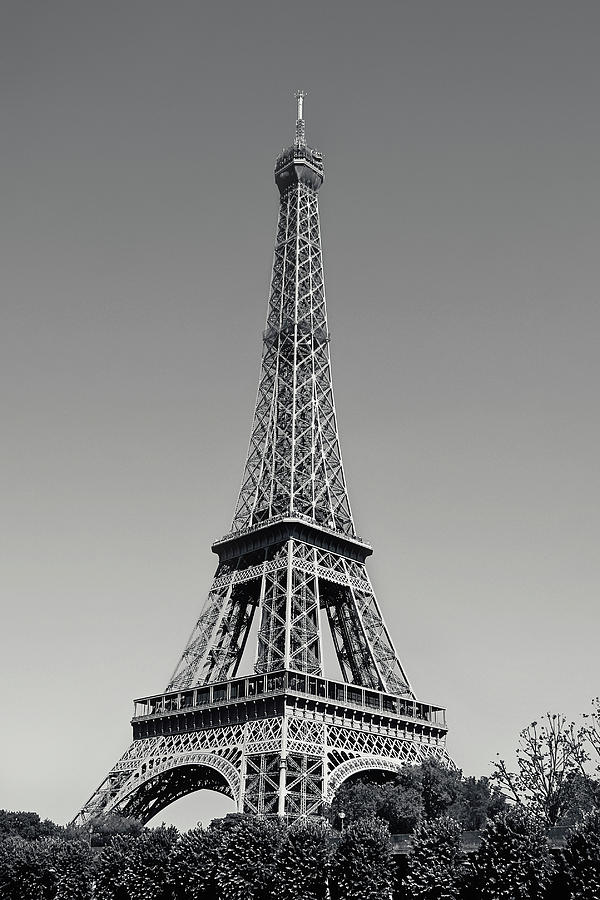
[295,89,306,147]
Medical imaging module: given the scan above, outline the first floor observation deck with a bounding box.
[131,669,447,745]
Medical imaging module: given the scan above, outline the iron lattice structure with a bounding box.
[74,94,452,826]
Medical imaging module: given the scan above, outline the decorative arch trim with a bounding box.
[326,756,406,803]
[326,745,456,803]
[108,752,242,813]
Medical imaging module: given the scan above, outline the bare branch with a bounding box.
[491,713,583,826]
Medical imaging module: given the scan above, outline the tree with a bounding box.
[169,826,223,900]
[0,810,61,842]
[329,817,393,900]
[415,761,464,822]
[209,813,249,831]
[557,772,600,826]
[331,761,504,833]
[581,697,600,775]
[85,812,144,848]
[95,825,178,900]
[331,778,423,833]
[215,816,284,900]
[403,817,465,900]
[46,839,96,900]
[0,836,94,900]
[130,826,178,900]
[450,776,505,830]
[273,820,333,900]
[571,698,600,812]
[492,714,582,826]
[95,836,137,900]
[0,837,55,900]
[562,810,600,900]
[469,807,555,900]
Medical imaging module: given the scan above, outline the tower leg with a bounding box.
[278,712,289,816]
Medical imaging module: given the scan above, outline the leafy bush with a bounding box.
[95,825,178,900]
[273,819,333,900]
[403,817,465,900]
[0,836,94,900]
[329,817,393,900]
[169,825,224,900]
[562,809,600,899]
[215,816,284,900]
[469,807,554,900]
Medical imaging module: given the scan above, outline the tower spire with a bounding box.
[295,89,306,147]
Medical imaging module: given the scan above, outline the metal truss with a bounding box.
[73,730,245,826]
[167,549,275,691]
[166,104,413,697]
[75,709,451,825]
[231,166,354,537]
[75,97,452,827]
[327,724,447,764]
[168,538,412,696]
[325,747,454,804]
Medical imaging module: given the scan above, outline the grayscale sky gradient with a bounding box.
[2,1,599,830]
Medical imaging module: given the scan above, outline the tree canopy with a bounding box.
[331,759,505,833]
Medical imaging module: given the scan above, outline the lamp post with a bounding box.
[339,810,346,832]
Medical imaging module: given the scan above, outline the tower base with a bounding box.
[74,670,452,825]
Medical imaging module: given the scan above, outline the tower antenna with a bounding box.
[295,89,306,147]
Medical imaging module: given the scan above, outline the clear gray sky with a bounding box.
[2,1,599,830]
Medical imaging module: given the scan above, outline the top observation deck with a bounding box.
[275,91,324,193]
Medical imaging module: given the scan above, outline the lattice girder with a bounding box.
[325,746,455,804]
[74,703,451,825]
[168,533,414,695]
[164,115,417,694]
[233,183,354,536]
[73,731,246,826]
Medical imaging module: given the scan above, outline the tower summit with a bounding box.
[275,91,323,194]
[74,95,452,824]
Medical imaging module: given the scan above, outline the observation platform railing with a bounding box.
[132,669,446,729]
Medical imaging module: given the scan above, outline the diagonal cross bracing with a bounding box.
[166,118,415,696]
[232,183,354,536]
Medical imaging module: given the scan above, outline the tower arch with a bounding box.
[326,757,408,805]
[101,752,241,825]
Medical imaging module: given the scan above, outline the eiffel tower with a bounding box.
[74,93,452,825]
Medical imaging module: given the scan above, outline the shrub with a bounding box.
[169,826,224,900]
[562,809,600,899]
[0,836,94,900]
[403,817,465,900]
[469,807,554,899]
[274,819,333,900]
[215,816,284,900]
[329,817,393,900]
[95,825,178,900]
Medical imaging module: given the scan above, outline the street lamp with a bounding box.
[339,810,346,832]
